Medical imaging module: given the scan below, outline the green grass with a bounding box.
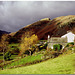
[0,53,75,74]
[8,43,19,47]
[10,55,18,60]
[0,54,17,60]
[0,54,18,68]
[2,54,43,69]
[8,43,20,49]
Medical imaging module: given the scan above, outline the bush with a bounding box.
[24,50,30,55]
[9,37,18,43]
[44,51,50,57]
[43,42,48,49]
[38,45,43,50]
[43,50,60,59]
[31,45,39,52]
[38,42,47,50]
[53,44,62,51]
[31,45,36,51]
[4,52,11,60]
[10,46,20,54]
[66,42,74,47]
[41,49,46,51]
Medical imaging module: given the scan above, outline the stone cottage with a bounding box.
[48,31,75,49]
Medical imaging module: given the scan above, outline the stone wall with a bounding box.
[48,37,67,49]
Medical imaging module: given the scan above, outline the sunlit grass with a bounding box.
[2,54,43,69]
[0,53,75,74]
[55,15,75,27]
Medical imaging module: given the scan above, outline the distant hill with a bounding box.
[0,30,10,41]
[7,15,75,43]
[0,30,10,35]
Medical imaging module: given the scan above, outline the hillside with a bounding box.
[0,53,75,74]
[37,15,75,39]
[0,30,10,41]
[9,18,50,42]
[0,30,10,36]
[8,15,75,42]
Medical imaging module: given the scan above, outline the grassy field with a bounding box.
[0,53,75,74]
[0,43,19,60]
[0,54,43,69]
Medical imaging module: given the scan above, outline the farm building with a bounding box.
[48,31,75,49]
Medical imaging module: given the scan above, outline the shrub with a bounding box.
[38,45,43,50]
[24,50,30,55]
[40,46,43,48]
[10,46,20,54]
[38,42,47,50]
[53,44,62,51]
[43,50,60,59]
[44,50,50,56]
[43,42,48,48]
[4,52,11,60]
[41,49,46,51]
[31,45,36,51]
[66,42,74,47]
[53,44,57,51]
[9,37,18,43]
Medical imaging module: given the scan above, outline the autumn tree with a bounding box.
[20,31,38,57]
[0,34,9,64]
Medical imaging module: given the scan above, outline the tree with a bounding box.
[53,44,62,51]
[20,31,38,57]
[0,34,9,65]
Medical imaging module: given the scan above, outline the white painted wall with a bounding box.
[61,32,75,42]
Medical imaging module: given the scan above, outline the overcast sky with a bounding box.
[0,1,75,32]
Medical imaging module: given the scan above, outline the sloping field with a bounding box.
[0,53,75,74]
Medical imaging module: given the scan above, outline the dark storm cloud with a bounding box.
[0,1,75,32]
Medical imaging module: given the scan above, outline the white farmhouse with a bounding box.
[48,31,75,49]
[61,31,75,43]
